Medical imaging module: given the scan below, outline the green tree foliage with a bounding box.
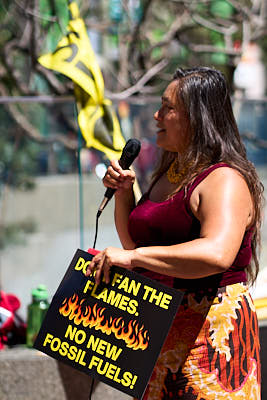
[1,0,266,98]
[0,0,266,148]
[0,109,39,190]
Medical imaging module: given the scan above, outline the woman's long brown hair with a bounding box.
[151,67,264,285]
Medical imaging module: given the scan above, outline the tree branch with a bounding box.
[184,42,241,55]
[35,64,70,95]
[226,0,256,19]
[0,83,78,150]
[127,0,155,66]
[106,59,168,100]
[144,11,193,59]
[14,0,57,22]
[2,39,32,95]
[192,13,238,35]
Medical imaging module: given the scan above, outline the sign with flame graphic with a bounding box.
[34,248,183,399]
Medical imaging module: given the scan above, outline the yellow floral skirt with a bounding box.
[142,283,261,400]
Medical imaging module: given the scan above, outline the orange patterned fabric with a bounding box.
[142,283,261,399]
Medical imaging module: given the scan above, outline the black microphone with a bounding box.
[97,139,141,217]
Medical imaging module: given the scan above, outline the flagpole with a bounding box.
[75,104,84,250]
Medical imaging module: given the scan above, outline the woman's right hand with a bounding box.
[103,160,136,195]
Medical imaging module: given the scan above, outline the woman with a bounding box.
[86,67,264,399]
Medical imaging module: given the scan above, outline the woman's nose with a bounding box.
[154,109,161,120]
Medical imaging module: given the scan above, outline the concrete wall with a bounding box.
[0,348,131,400]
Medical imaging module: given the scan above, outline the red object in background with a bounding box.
[0,291,26,349]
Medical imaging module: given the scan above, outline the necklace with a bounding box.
[167,159,192,184]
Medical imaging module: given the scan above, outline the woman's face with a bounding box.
[154,80,191,154]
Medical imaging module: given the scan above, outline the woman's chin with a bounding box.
[156,139,176,152]
[156,138,165,149]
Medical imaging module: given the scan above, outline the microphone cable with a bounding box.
[88,212,101,399]
[87,212,100,400]
[93,211,101,250]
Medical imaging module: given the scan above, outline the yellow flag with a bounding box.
[38,1,125,160]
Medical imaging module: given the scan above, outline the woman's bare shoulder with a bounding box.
[190,166,253,223]
[200,166,248,188]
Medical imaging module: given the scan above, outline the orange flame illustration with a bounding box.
[59,294,150,351]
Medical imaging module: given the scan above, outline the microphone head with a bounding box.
[119,139,141,170]
[98,138,141,213]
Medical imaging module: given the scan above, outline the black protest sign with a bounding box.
[34,249,183,399]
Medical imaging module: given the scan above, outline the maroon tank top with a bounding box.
[128,163,252,289]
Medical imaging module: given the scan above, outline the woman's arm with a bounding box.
[87,168,253,284]
[114,189,136,249]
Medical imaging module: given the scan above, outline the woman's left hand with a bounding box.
[85,247,134,285]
